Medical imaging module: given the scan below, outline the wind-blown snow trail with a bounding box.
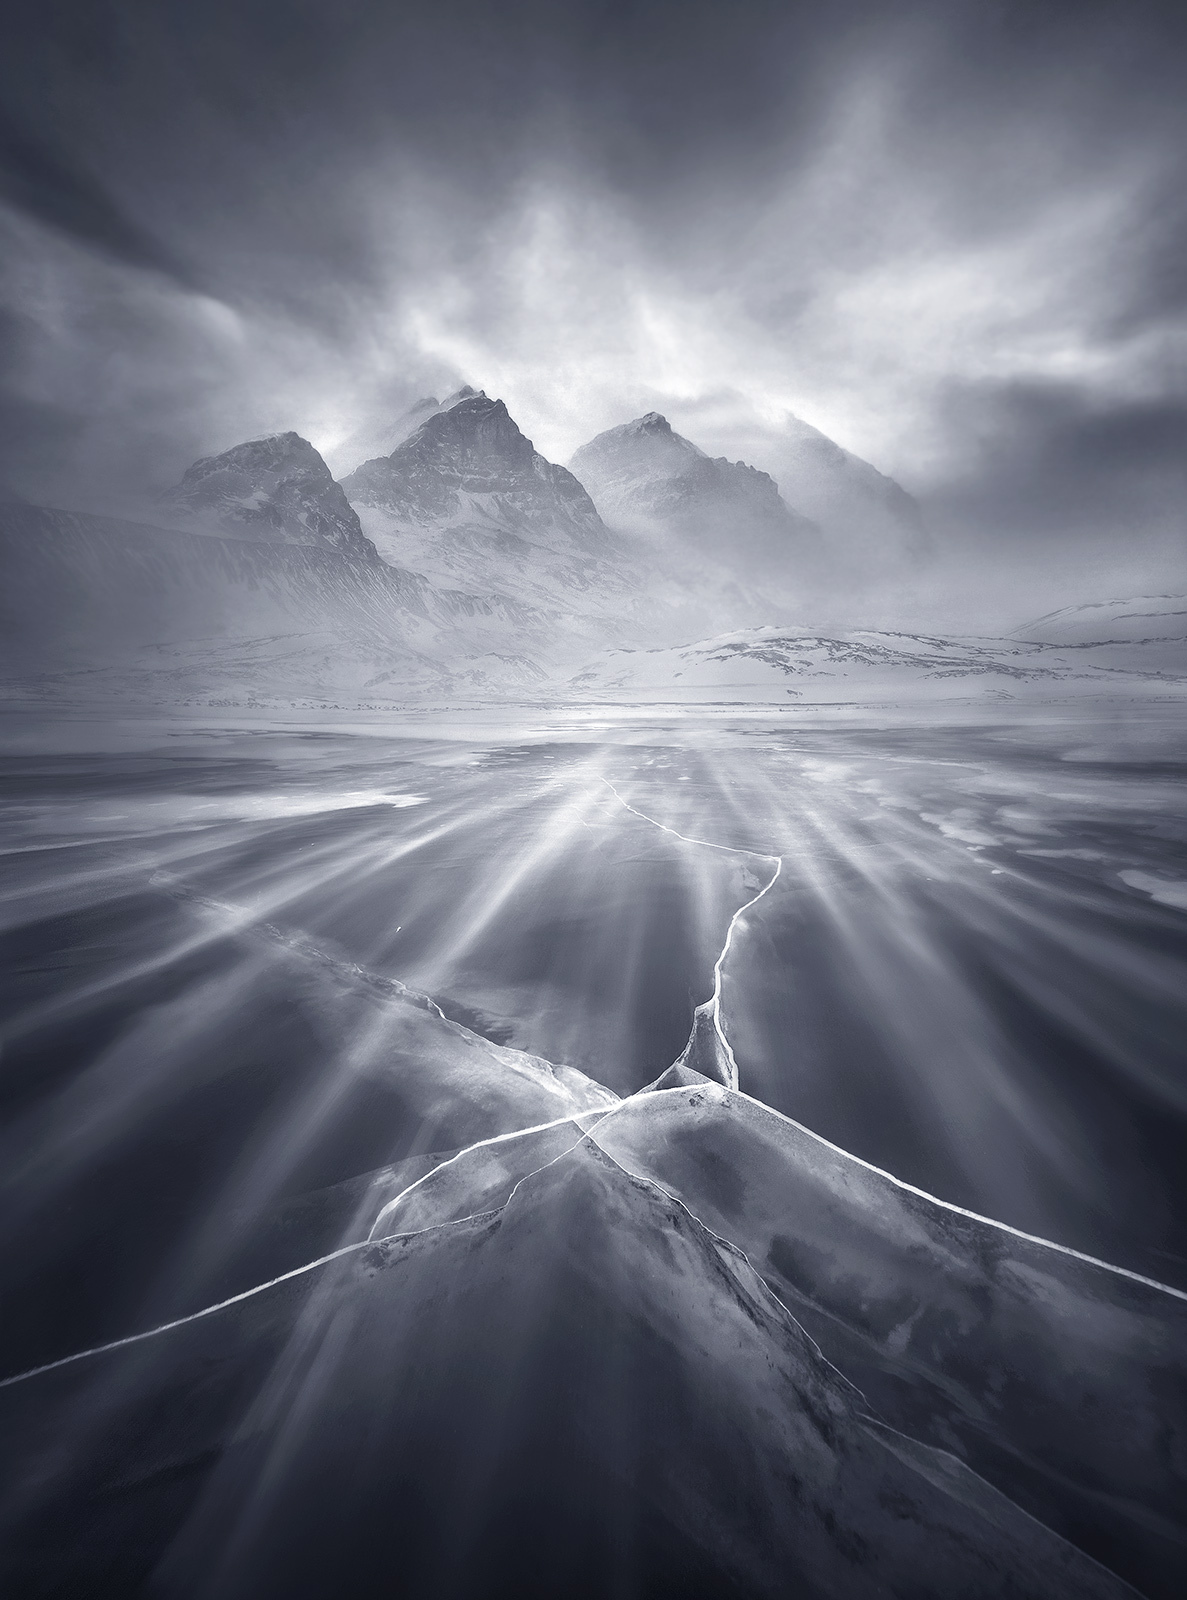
[599,778,782,1090]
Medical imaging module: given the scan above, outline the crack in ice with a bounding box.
[367,1113,603,1240]
[5,784,1184,1398]
[0,1113,602,1393]
[599,778,782,1090]
[4,1074,1184,1395]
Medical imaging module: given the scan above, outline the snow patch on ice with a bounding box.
[1118,869,1187,909]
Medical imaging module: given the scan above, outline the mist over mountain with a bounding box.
[327,387,482,478]
[570,411,816,581]
[756,411,927,556]
[3,8,1187,1598]
[1,379,1183,713]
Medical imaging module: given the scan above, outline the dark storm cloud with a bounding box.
[930,380,1187,539]
[0,0,1184,610]
[0,105,194,285]
[5,0,1178,299]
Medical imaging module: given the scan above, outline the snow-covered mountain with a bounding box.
[5,380,1181,714]
[339,390,668,653]
[570,620,1187,705]
[653,401,927,571]
[161,432,379,564]
[0,500,554,706]
[326,386,482,476]
[570,411,816,579]
[0,408,644,707]
[757,410,926,555]
[0,400,683,709]
[1013,594,1187,646]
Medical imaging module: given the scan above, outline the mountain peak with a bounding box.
[340,392,607,568]
[567,411,815,591]
[570,413,704,478]
[394,391,531,472]
[162,432,378,562]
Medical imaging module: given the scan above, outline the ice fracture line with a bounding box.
[599,778,782,1091]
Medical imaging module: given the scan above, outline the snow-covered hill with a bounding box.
[1013,594,1187,646]
[570,620,1187,704]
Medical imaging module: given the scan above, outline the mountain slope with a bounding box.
[570,412,815,579]
[0,501,551,704]
[161,432,379,563]
[761,410,926,554]
[340,391,661,652]
[346,393,604,559]
[1012,594,1187,646]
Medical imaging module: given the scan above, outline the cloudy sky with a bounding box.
[2,0,1184,616]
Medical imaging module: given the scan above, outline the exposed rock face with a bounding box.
[343,391,607,556]
[162,432,379,563]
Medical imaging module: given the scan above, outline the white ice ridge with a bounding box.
[599,778,782,1091]
[366,1114,600,1240]
[0,1236,371,1392]
[715,1080,1187,1304]
[4,1075,1184,1396]
[0,1112,599,1394]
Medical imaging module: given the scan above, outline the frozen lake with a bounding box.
[2,705,1185,1597]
